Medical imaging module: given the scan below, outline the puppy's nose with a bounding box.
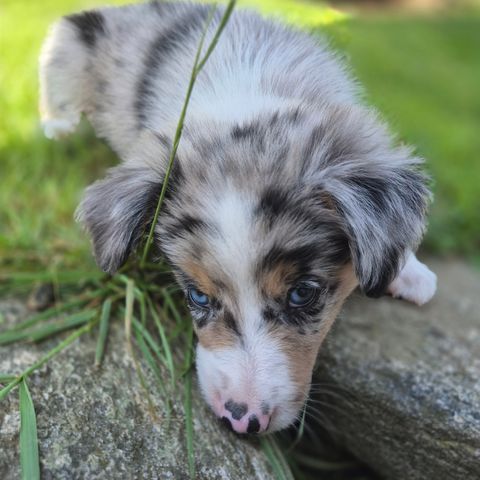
[220,399,270,434]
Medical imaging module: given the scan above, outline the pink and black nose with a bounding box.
[220,400,270,434]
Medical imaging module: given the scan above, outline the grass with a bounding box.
[19,379,40,480]
[1,3,478,272]
[1,0,479,479]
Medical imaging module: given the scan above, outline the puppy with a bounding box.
[39,1,437,434]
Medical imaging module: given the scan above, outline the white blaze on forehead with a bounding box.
[207,188,257,292]
[197,189,299,430]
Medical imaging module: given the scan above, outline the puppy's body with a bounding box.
[40,1,436,433]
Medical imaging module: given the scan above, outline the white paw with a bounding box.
[387,253,437,306]
[42,117,78,139]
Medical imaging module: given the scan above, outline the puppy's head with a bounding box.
[77,105,429,433]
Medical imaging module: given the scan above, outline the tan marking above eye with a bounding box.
[180,260,217,297]
[262,262,298,298]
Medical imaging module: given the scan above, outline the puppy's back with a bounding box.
[40,1,357,155]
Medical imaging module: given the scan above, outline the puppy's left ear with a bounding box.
[75,164,163,274]
[314,110,431,297]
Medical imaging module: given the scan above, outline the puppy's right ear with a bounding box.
[75,165,162,274]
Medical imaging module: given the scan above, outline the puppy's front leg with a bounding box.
[387,251,437,306]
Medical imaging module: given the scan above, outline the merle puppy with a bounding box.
[39,1,437,434]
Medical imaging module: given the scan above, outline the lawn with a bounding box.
[1,0,479,273]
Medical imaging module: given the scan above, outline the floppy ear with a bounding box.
[309,108,431,297]
[75,164,162,274]
[319,156,430,297]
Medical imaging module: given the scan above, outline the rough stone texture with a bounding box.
[314,259,480,480]
[0,301,274,480]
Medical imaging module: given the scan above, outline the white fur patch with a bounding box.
[42,117,79,139]
[208,189,256,290]
[196,319,297,432]
[388,252,437,306]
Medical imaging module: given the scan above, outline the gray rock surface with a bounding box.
[314,259,480,480]
[1,259,478,480]
[0,301,274,480]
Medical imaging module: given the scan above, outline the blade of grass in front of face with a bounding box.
[140,1,235,266]
[134,327,167,397]
[0,309,97,345]
[195,0,237,72]
[134,327,172,422]
[124,278,135,353]
[259,436,294,480]
[94,298,112,367]
[146,295,175,389]
[268,436,295,480]
[132,318,167,365]
[122,282,159,420]
[138,291,147,327]
[183,322,195,480]
[0,321,97,401]
[162,288,183,325]
[287,401,307,452]
[19,379,40,480]
[127,319,159,422]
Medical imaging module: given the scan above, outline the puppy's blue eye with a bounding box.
[188,287,210,308]
[288,285,317,308]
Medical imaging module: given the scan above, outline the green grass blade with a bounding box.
[19,379,40,480]
[132,318,167,365]
[184,369,195,479]
[287,401,307,452]
[162,288,183,325]
[134,327,167,400]
[28,310,97,342]
[138,291,147,327]
[94,298,112,367]
[134,329,165,389]
[124,278,135,349]
[259,436,295,480]
[183,322,195,479]
[196,0,237,72]
[0,287,105,337]
[0,309,97,345]
[146,296,175,390]
[125,318,159,421]
[140,1,235,266]
[0,379,19,401]
[0,270,103,285]
[7,294,93,333]
[0,374,15,382]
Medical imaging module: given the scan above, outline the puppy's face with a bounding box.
[159,185,357,433]
[77,106,429,434]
